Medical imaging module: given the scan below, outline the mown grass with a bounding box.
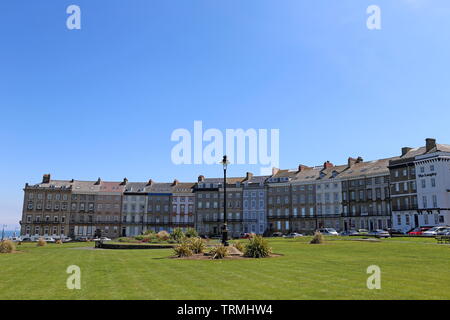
[0,237,449,300]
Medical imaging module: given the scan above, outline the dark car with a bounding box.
[272,232,284,237]
[386,228,404,235]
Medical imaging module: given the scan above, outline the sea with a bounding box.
[1,230,19,239]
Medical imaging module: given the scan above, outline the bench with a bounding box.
[436,236,450,244]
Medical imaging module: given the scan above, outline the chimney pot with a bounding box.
[198,175,205,182]
[245,172,253,181]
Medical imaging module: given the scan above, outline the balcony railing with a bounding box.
[203,218,244,223]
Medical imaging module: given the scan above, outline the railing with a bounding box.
[203,218,244,223]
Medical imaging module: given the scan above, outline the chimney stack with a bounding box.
[245,172,253,181]
[426,138,436,152]
[401,147,412,156]
[147,179,154,186]
[42,174,51,184]
[347,157,357,167]
[172,179,179,186]
[272,168,279,175]
[121,178,128,185]
[297,164,310,172]
[356,157,363,163]
[323,161,334,169]
[198,175,205,182]
[95,177,101,185]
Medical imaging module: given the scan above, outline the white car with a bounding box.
[368,229,390,238]
[100,237,111,241]
[286,232,303,238]
[423,226,450,237]
[43,236,56,243]
[317,228,339,236]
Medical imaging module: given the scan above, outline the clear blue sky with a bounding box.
[1,0,450,226]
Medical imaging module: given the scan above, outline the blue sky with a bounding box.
[1,0,450,226]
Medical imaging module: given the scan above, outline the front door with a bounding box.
[414,214,419,228]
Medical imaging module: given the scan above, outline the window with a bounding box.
[422,196,428,208]
[421,180,426,189]
[430,165,435,172]
[431,178,436,188]
[432,195,437,208]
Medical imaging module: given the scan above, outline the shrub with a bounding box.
[185,228,198,238]
[55,239,63,245]
[209,245,229,259]
[37,238,47,247]
[173,242,193,257]
[244,235,272,258]
[117,237,139,243]
[233,241,245,253]
[171,228,185,243]
[310,232,325,244]
[135,235,145,241]
[144,230,156,236]
[189,237,206,254]
[156,230,170,241]
[0,240,15,253]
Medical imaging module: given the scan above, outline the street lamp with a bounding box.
[220,155,230,246]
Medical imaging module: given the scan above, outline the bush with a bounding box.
[171,228,185,243]
[0,240,15,253]
[117,237,139,243]
[310,232,325,244]
[173,242,193,257]
[244,235,272,258]
[233,241,245,253]
[209,245,229,259]
[135,235,145,241]
[189,237,206,254]
[55,239,62,245]
[185,228,198,238]
[144,230,156,236]
[156,230,170,241]
[37,238,47,247]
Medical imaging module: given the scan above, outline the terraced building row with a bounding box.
[20,138,450,238]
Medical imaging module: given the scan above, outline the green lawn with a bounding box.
[1,237,449,300]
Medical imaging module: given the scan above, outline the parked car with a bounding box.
[43,236,56,243]
[386,228,404,235]
[368,229,390,238]
[272,232,284,237]
[408,227,431,236]
[100,237,111,241]
[339,230,359,236]
[423,226,450,237]
[239,233,255,239]
[77,236,90,242]
[317,228,339,236]
[356,229,369,235]
[286,232,304,238]
[436,228,450,236]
